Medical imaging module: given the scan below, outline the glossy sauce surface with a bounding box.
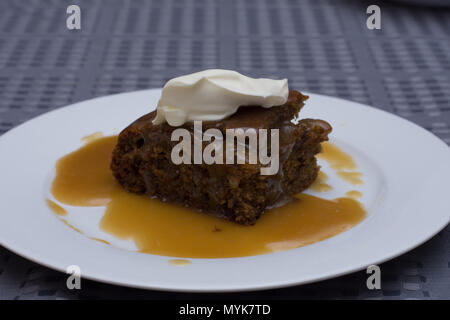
[317,142,363,185]
[51,136,118,206]
[50,136,366,258]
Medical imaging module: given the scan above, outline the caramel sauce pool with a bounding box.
[317,142,363,185]
[51,136,118,206]
[51,136,366,258]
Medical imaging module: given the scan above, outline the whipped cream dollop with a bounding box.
[152,69,289,126]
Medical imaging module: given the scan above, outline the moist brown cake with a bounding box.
[111,90,332,225]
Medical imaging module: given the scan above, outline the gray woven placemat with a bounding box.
[0,0,449,299]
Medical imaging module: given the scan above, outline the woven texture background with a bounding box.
[0,0,449,299]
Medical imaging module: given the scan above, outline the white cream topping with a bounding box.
[152,69,289,126]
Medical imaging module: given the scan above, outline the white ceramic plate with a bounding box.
[0,89,449,292]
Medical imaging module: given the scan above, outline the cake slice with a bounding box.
[111,90,331,225]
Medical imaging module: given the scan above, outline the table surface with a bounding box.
[0,0,449,300]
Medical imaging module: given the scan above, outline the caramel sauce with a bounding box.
[50,135,366,258]
[309,171,332,192]
[81,131,104,144]
[169,259,192,266]
[338,171,363,185]
[317,142,363,185]
[346,190,362,199]
[58,217,111,245]
[51,136,118,206]
[89,237,111,245]
[60,218,83,234]
[46,199,67,216]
